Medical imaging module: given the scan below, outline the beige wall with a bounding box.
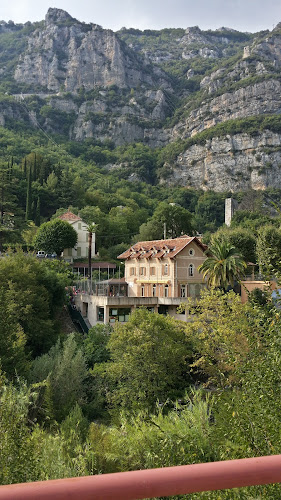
[62,220,96,262]
[241,280,276,304]
[124,242,206,299]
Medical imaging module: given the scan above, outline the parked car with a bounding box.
[36,251,45,258]
[45,253,57,259]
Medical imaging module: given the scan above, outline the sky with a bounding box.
[1,0,281,33]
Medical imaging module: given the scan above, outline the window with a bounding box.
[180,285,186,298]
[152,284,156,297]
[130,267,135,276]
[189,248,194,256]
[86,232,89,242]
[76,247,81,257]
[163,264,169,275]
[150,267,155,275]
[78,222,82,230]
[109,308,131,323]
[97,307,104,322]
[141,285,145,297]
[140,267,146,276]
[164,285,169,297]
[189,264,194,277]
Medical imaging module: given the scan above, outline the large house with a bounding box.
[74,235,207,326]
[58,211,96,263]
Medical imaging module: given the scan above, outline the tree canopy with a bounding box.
[198,239,247,290]
[34,219,77,256]
[100,308,191,412]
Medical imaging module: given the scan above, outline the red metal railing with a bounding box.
[0,455,281,500]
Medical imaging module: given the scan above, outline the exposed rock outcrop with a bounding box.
[14,8,168,92]
[172,79,281,139]
[160,131,281,191]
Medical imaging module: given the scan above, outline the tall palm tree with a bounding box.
[86,223,97,280]
[198,239,247,290]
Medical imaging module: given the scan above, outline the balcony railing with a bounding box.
[0,455,281,499]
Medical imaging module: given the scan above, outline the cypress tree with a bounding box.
[25,166,32,221]
[35,196,40,226]
[33,153,37,181]
[23,157,27,178]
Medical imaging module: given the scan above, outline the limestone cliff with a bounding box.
[171,79,281,140]
[1,9,281,191]
[14,8,167,92]
[159,131,281,192]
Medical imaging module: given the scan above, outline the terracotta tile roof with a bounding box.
[117,236,206,260]
[57,211,81,222]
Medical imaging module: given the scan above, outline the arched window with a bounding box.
[164,284,169,297]
[189,248,194,256]
[189,264,194,277]
[141,285,145,297]
[152,284,157,297]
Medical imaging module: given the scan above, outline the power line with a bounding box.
[17,95,62,149]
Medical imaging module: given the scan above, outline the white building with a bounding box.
[58,211,96,263]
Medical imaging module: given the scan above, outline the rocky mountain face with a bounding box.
[14,8,168,91]
[162,131,281,192]
[1,9,281,190]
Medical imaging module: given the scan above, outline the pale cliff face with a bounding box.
[2,9,281,191]
[160,131,281,192]
[14,8,163,92]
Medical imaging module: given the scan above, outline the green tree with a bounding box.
[0,252,68,357]
[0,285,28,378]
[194,192,225,233]
[230,209,274,234]
[83,324,111,368]
[198,239,247,290]
[25,165,32,221]
[88,390,214,475]
[0,379,89,484]
[34,219,77,256]
[21,221,38,246]
[211,294,281,469]
[101,309,191,412]
[31,334,88,422]
[35,196,40,226]
[137,202,194,241]
[256,224,281,276]
[79,206,109,250]
[0,162,19,251]
[183,289,255,387]
[212,226,257,264]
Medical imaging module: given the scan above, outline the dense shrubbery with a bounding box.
[2,285,281,499]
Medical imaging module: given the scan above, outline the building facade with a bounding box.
[74,236,207,326]
[57,211,96,263]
